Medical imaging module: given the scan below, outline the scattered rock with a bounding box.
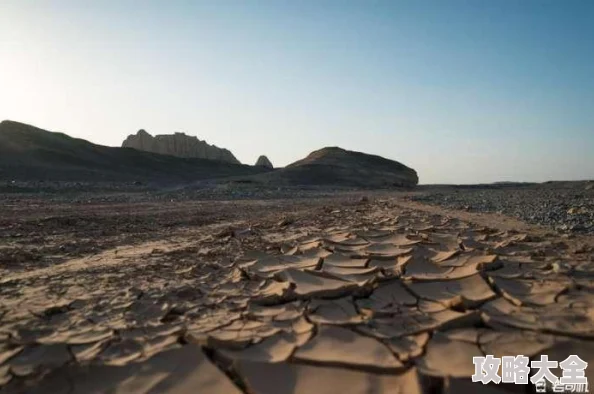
[277,217,295,227]
[413,183,594,235]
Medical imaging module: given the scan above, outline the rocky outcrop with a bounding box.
[255,155,273,169]
[122,130,240,164]
[0,120,267,182]
[252,147,418,187]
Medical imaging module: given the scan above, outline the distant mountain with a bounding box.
[245,147,418,187]
[0,121,266,182]
[122,130,240,164]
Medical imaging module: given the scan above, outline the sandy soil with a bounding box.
[1,190,593,393]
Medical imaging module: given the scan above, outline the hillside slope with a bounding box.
[247,147,418,187]
[0,121,267,182]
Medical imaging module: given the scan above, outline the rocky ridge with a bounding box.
[0,121,263,182]
[122,129,240,164]
[1,120,418,189]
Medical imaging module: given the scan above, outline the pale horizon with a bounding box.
[1,0,593,184]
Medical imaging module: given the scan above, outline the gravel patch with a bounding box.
[411,182,594,234]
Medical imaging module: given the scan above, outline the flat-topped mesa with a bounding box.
[122,130,240,164]
[255,155,273,169]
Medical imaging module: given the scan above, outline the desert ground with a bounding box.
[1,182,593,393]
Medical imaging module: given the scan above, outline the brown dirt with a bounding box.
[1,190,593,393]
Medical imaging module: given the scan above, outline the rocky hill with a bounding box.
[255,155,273,168]
[0,121,266,182]
[245,147,418,187]
[0,121,418,188]
[122,130,239,164]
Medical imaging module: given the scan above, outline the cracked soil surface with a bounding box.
[1,191,593,393]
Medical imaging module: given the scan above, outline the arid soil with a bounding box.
[411,181,594,234]
[1,189,593,393]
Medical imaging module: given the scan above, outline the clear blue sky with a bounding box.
[1,0,593,184]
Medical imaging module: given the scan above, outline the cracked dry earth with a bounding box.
[1,196,594,393]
